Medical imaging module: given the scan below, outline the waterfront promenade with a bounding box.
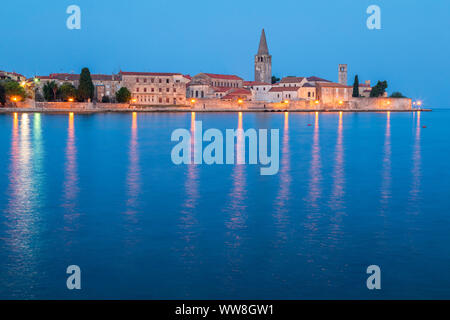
[0,97,428,113]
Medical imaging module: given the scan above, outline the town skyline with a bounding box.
[1,0,450,107]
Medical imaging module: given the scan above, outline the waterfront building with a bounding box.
[243,81,272,101]
[119,71,190,105]
[187,73,243,99]
[35,73,122,101]
[0,70,26,82]
[358,80,372,97]
[316,82,353,105]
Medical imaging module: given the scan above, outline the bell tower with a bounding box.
[338,64,348,85]
[255,29,272,84]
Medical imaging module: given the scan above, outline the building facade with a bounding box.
[120,72,189,105]
[316,82,353,105]
[187,73,243,99]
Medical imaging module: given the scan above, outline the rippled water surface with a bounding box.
[0,110,449,299]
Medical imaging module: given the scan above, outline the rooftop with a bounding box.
[203,73,243,80]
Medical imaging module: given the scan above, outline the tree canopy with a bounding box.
[116,87,131,103]
[370,80,388,97]
[77,68,95,101]
[43,81,59,101]
[59,82,77,101]
[352,75,360,98]
[390,91,407,98]
[271,76,280,84]
[1,80,28,101]
[0,84,5,106]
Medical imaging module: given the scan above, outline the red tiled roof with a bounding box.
[183,75,192,80]
[307,76,331,82]
[0,70,25,78]
[203,73,243,80]
[316,82,352,88]
[120,71,182,76]
[280,76,305,83]
[213,87,232,93]
[359,83,371,87]
[269,86,299,92]
[221,88,251,100]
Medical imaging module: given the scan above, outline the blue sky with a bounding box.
[1,0,449,107]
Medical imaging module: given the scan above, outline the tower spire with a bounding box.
[257,29,269,55]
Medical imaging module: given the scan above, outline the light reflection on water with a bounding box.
[224,112,247,283]
[1,111,449,299]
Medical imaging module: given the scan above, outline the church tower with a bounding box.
[338,64,348,85]
[255,29,272,84]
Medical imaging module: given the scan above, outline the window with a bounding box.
[159,79,162,83]
[144,78,147,83]
[159,98,162,103]
[151,78,154,83]
[166,79,169,84]
[136,78,139,83]
[166,88,169,92]
[166,98,170,103]
[136,87,140,92]
[151,88,154,92]
[159,88,162,92]
[173,88,176,92]
[144,88,147,92]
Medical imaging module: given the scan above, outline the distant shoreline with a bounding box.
[0,107,432,114]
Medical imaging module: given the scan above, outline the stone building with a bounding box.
[358,80,372,97]
[255,29,272,84]
[35,73,121,101]
[244,81,272,101]
[187,73,243,99]
[267,86,300,102]
[120,71,189,105]
[278,76,307,88]
[298,83,317,100]
[0,70,26,82]
[316,82,353,105]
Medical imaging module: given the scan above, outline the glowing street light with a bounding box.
[338,100,343,106]
[284,99,289,104]
[190,98,196,104]
[315,100,320,105]
[131,98,138,103]
[68,98,74,102]
[237,99,244,105]
[10,96,20,102]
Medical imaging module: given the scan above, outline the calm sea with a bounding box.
[0,110,449,299]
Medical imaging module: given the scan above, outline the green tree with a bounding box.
[43,81,59,101]
[0,83,5,106]
[352,75,360,97]
[390,91,406,98]
[271,76,280,84]
[116,87,131,103]
[370,80,388,97]
[59,82,77,101]
[77,67,95,101]
[2,80,28,100]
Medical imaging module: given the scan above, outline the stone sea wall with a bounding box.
[3,97,413,112]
